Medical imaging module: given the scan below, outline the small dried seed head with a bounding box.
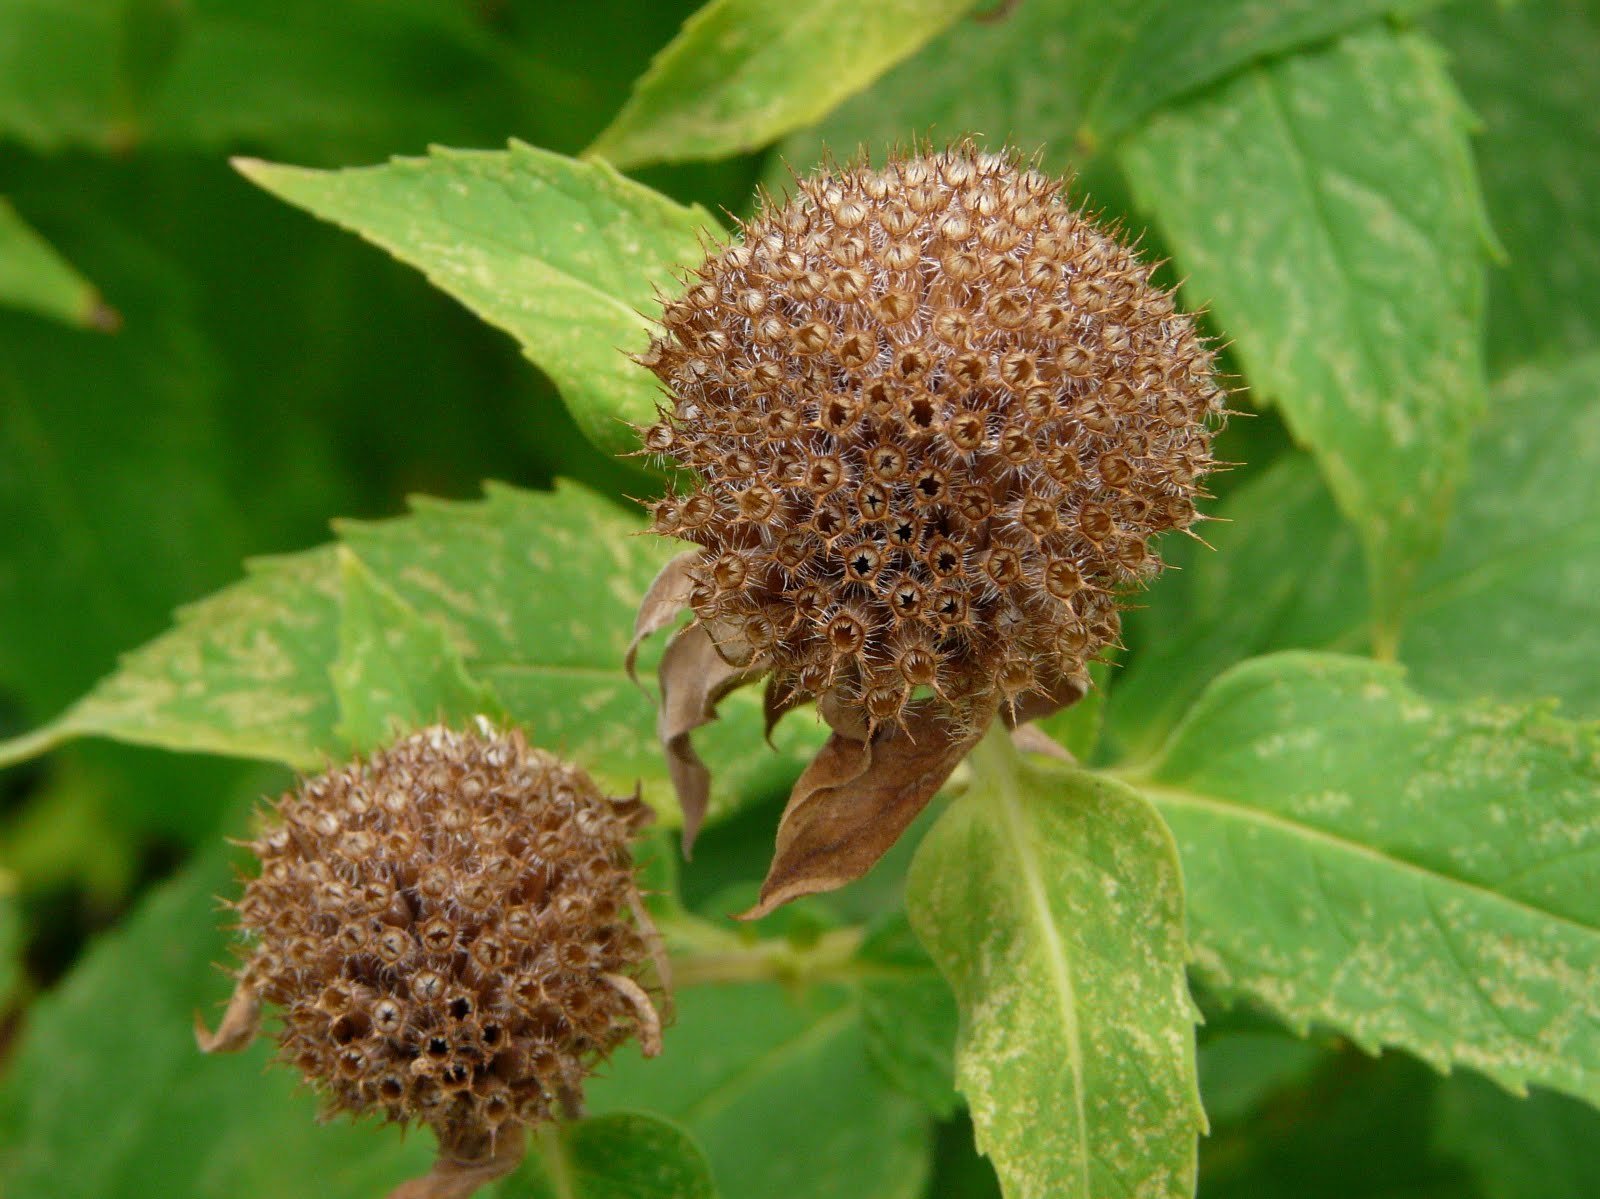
[218,723,659,1150]
[643,144,1224,726]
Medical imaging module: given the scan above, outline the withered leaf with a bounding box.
[625,548,701,687]
[657,622,767,854]
[740,701,987,920]
[193,975,262,1054]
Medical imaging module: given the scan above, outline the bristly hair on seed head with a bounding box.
[630,141,1227,917]
[197,722,670,1199]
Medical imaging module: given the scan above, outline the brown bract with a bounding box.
[634,144,1224,913]
[196,722,668,1199]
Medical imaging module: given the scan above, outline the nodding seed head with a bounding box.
[216,723,661,1147]
[641,143,1224,728]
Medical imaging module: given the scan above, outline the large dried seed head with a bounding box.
[642,144,1224,728]
[206,723,662,1162]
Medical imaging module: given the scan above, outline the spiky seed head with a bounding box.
[222,724,659,1149]
[640,144,1225,728]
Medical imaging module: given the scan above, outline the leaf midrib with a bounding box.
[1128,776,1600,940]
[987,741,1091,1196]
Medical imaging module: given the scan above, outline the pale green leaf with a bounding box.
[510,1115,716,1199]
[1110,352,1600,755]
[586,981,932,1199]
[907,729,1201,1199]
[773,0,1449,176]
[585,0,977,169]
[1434,1071,1600,1199]
[329,547,504,752]
[0,198,112,328]
[1428,0,1600,373]
[0,483,822,825]
[236,144,715,458]
[1120,26,1492,633]
[0,846,434,1198]
[1126,652,1600,1106]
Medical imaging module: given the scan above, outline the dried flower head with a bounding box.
[197,722,667,1199]
[632,144,1225,917]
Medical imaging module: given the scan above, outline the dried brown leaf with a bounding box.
[657,622,767,854]
[740,700,988,920]
[625,548,700,687]
[193,975,261,1054]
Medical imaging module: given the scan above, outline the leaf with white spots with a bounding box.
[585,0,978,169]
[1121,25,1493,635]
[906,728,1201,1199]
[1126,651,1600,1106]
[1109,351,1600,757]
[329,547,504,752]
[0,483,822,826]
[235,144,716,458]
[771,0,1453,178]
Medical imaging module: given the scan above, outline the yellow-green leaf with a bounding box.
[236,144,715,458]
[586,0,977,169]
[907,729,1201,1198]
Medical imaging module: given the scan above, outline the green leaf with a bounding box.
[510,1115,716,1199]
[0,483,821,826]
[1109,351,1600,755]
[1434,1071,1600,1199]
[773,0,1450,176]
[906,729,1201,1199]
[585,981,932,1199]
[585,0,976,169]
[1198,1051,1468,1199]
[0,0,540,158]
[330,547,504,752]
[1125,651,1600,1107]
[857,915,960,1118]
[0,845,434,1199]
[1196,1029,1325,1127]
[0,198,112,328]
[1120,25,1492,636]
[0,218,247,720]
[1428,0,1600,374]
[236,144,714,459]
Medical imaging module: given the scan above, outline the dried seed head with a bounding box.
[643,143,1224,728]
[199,723,665,1194]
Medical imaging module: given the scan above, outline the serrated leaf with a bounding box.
[0,845,434,1198]
[906,729,1201,1199]
[773,0,1449,177]
[1125,651,1600,1106]
[330,547,503,752]
[1434,1071,1600,1199]
[509,1115,716,1199]
[585,0,976,169]
[585,981,932,1199]
[0,483,821,826]
[1428,0,1600,373]
[1110,351,1600,755]
[1120,26,1492,635]
[236,144,714,459]
[0,198,112,328]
